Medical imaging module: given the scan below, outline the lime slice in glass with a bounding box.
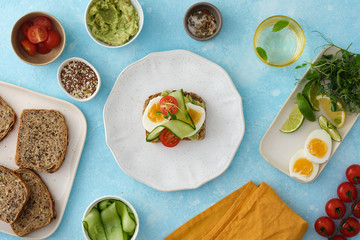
[280,104,304,133]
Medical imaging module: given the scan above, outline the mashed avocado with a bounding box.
[86,0,139,46]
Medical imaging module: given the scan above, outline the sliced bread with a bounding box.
[143,91,206,142]
[11,168,56,237]
[15,109,68,173]
[0,97,16,141]
[0,165,29,224]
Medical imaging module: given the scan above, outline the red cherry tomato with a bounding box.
[160,129,180,148]
[21,21,32,38]
[159,96,178,116]
[33,16,52,30]
[325,198,346,219]
[340,217,360,237]
[332,235,347,240]
[44,30,61,49]
[353,201,360,218]
[27,25,48,44]
[314,216,335,237]
[337,182,358,202]
[20,39,36,56]
[346,164,360,185]
[36,42,51,54]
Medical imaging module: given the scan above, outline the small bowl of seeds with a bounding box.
[57,57,101,102]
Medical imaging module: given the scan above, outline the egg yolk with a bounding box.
[189,108,201,124]
[308,138,328,158]
[293,158,313,176]
[148,103,164,123]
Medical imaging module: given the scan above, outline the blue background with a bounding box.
[1,0,360,239]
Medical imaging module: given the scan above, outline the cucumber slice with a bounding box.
[169,89,195,129]
[100,202,124,240]
[115,201,136,234]
[83,208,107,240]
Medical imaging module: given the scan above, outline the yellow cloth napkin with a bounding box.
[165,182,308,240]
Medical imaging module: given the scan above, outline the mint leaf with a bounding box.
[256,47,268,61]
[272,20,289,32]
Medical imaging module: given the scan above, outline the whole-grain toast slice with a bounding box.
[0,165,29,224]
[143,91,206,142]
[11,168,56,237]
[15,109,68,173]
[0,97,16,141]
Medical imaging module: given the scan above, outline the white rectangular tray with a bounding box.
[260,46,359,183]
[0,81,87,239]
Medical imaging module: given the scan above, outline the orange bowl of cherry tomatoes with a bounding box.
[11,11,66,65]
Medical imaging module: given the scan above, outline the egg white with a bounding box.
[142,96,169,132]
[289,149,319,182]
[304,129,332,164]
[184,103,206,138]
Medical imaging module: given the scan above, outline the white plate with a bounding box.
[260,46,359,183]
[103,50,245,191]
[0,81,87,239]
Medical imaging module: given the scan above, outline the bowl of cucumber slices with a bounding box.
[82,196,139,240]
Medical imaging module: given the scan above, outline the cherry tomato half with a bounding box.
[325,198,346,219]
[337,182,357,202]
[353,201,360,218]
[160,129,180,148]
[27,25,48,44]
[159,96,178,116]
[36,42,51,54]
[33,16,52,31]
[20,39,36,56]
[44,30,61,49]
[346,164,360,185]
[340,217,360,237]
[21,21,32,38]
[314,216,335,237]
[332,235,347,240]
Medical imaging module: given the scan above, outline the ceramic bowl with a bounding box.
[82,196,139,240]
[57,57,101,102]
[183,2,222,41]
[11,11,66,66]
[85,0,144,48]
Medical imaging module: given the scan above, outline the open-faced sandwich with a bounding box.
[142,89,206,147]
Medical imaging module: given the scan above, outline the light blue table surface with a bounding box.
[1,1,360,239]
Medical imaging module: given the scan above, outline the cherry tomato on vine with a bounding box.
[353,201,360,219]
[337,182,357,202]
[340,217,360,237]
[346,164,360,185]
[314,216,335,237]
[160,129,180,148]
[159,96,178,116]
[325,198,346,219]
[332,235,347,240]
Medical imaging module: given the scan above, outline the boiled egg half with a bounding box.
[304,129,332,164]
[289,149,319,182]
[142,96,169,132]
[184,102,206,137]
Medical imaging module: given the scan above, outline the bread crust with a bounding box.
[0,97,16,141]
[0,165,30,224]
[15,109,68,173]
[143,91,206,142]
[11,168,56,236]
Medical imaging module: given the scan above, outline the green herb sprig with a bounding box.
[272,20,289,32]
[297,44,360,113]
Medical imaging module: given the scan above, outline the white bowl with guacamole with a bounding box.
[85,0,144,48]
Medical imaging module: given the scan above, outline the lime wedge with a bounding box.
[302,80,319,111]
[280,104,304,133]
[318,115,341,141]
[296,93,316,122]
